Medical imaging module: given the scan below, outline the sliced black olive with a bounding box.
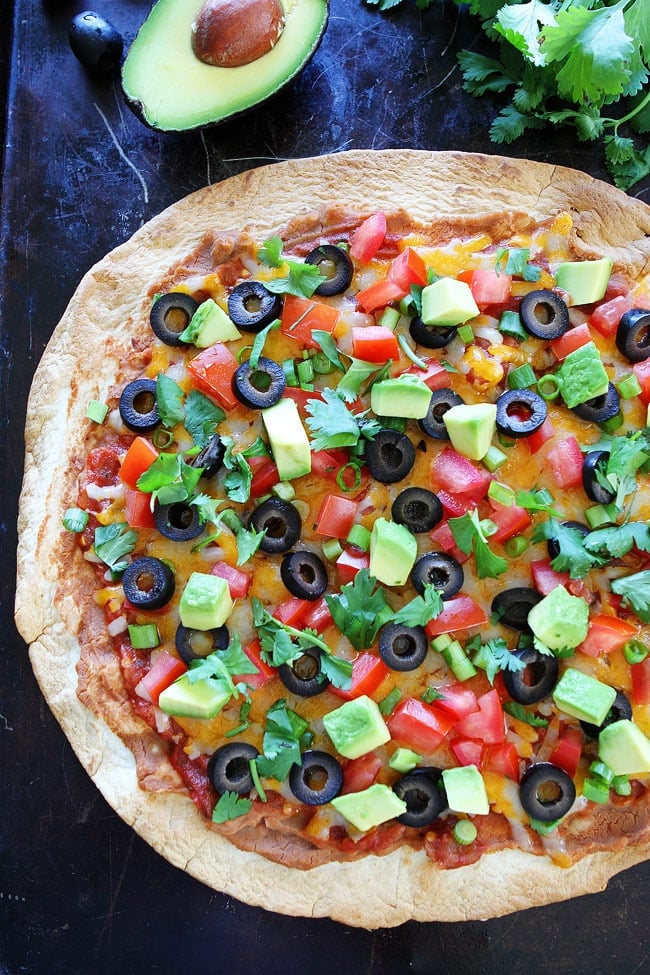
[580,691,632,739]
[278,647,328,697]
[281,551,328,600]
[233,356,286,409]
[393,768,447,827]
[69,11,123,73]
[582,449,615,504]
[289,750,344,805]
[304,244,353,297]
[520,290,570,340]
[149,292,199,346]
[391,487,443,533]
[378,623,428,671]
[411,552,463,600]
[154,500,205,542]
[492,588,543,632]
[495,388,547,439]
[502,646,559,705]
[615,308,650,363]
[208,742,259,795]
[228,281,282,333]
[122,557,175,610]
[546,520,589,560]
[248,498,302,553]
[175,623,229,664]
[365,430,416,483]
[519,762,576,822]
[418,388,464,440]
[410,317,458,349]
[572,383,620,424]
[119,378,160,433]
[190,434,225,478]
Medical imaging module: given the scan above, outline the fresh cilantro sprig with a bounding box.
[186,635,258,700]
[220,436,269,503]
[611,570,650,623]
[467,636,526,685]
[392,584,444,628]
[599,435,649,510]
[212,791,253,823]
[305,387,382,452]
[156,374,225,447]
[585,521,650,559]
[515,487,560,517]
[495,247,542,282]
[503,701,548,727]
[325,569,394,651]
[255,699,311,781]
[258,236,326,298]
[448,510,508,579]
[93,523,138,573]
[532,518,607,578]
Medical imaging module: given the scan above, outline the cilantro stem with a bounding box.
[603,88,650,131]
[397,333,427,370]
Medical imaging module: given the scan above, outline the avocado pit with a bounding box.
[192,0,285,68]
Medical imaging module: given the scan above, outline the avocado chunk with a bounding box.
[262,397,311,480]
[331,783,407,832]
[179,572,233,630]
[388,747,421,773]
[555,258,612,306]
[122,0,329,132]
[369,517,418,587]
[552,668,617,725]
[443,402,497,461]
[158,673,230,719]
[370,375,433,420]
[599,719,650,776]
[556,341,609,409]
[323,694,391,760]
[179,298,241,346]
[421,278,479,327]
[527,584,589,651]
[441,765,489,815]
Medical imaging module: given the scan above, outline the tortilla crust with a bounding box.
[16,150,650,927]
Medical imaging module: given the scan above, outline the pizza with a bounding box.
[15,150,650,928]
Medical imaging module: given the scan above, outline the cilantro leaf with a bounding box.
[494,0,557,68]
[325,570,394,651]
[457,50,516,95]
[495,246,542,282]
[255,699,310,781]
[611,570,650,623]
[234,524,267,565]
[378,687,402,717]
[136,453,202,506]
[585,521,650,560]
[93,523,138,573]
[320,654,354,690]
[258,236,326,299]
[305,387,381,452]
[392,585,443,628]
[220,436,253,503]
[469,637,525,685]
[336,358,383,404]
[186,636,257,700]
[252,597,332,667]
[448,510,508,579]
[184,390,225,448]
[156,373,185,428]
[212,791,253,823]
[311,329,345,373]
[515,487,560,516]
[532,518,606,578]
[604,434,648,509]
[503,701,548,727]
[191,492,224,526]
[490,103,546,143]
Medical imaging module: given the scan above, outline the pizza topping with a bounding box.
[495,388,548,439]
[581,691,633,740]
[378,622,429,672]
[280,551,328,601]
[391,487,443,534]
[232,356,286,409]
[520,289,570,340]
[304,245,354,298]
[150,292,199,346]
[278,647,329,698]
[572,383,621,425]
[501,646,559,706]
[615,308,650,363]
[179,297,242,348]
[288,749,344,805]
[227,280,282,333]
[555,258,613,306]
[153,500,204,543]
[393,767,447,827]
[491,586,542,632]
[519,763,576,823]
[364,429,415,483]
[208,741,259,795]
[119,378,161,433]
[599,720,650,776]
[175,622,229,664]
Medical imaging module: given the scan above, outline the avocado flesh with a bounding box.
[122,0,329,132]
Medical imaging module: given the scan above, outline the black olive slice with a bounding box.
[491,588,543,632]
[365,430,416,483]
[175,623,229,665]
[208,742,259,795]
[615,308,650,363]
[378,623,428,671]
[418,388,464,440]
[502,646,559,705]
[410,317,458,349]
[393,768,447,827]
[228,281,282,333]
[68,11,123,73]
[119,378,160,433]
[278,647,328,697]
[150,292,199,346]
[582,449,615,505]
[411,552,464,600]
[248,498,302,554]
[546,520,589,561]
[190,434,226,479]
[580,691,632,739]
[571,383,620,424]
[280,551,328,600]
[289,750,344,805]
[391,487,443,533]
[154,500,205,542]
[520,290,570,340]
[233,356,286,409]
[519,762,576,822]
[304,244,353,297]
[122,557,175,610]
[495,388,547,439]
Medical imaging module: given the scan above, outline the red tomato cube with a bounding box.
[349,212,387,263]
[315,494,358,538]
[546,435,584,489]
[387,697,456,753]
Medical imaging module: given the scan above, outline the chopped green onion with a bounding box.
[249,758,267,802]
[507,363,536,390]
[311,352,335,375]
[488,480,515,507]
[62,507,89,533]
[153,427,174,449]
[498,433,516,449]
[378,687,401,717]
[504,535,528,558]
[282,358,299,387]
[375,415,406,433]
[86,399,109,424]
[431,634,453,653]
[236,345,253,363]
[600,413,624,433]
[272,481,296,501]
[612,774,632,796]
[438,638,477,682]
[224,721,251,738]
[346,523,371,551]
[588,761,614,785]
[536,373,561,401]
[498,310,527,341]
[582,777,610,804]
[379,306,400,331]
[297,358,314,385]
[623,639,649,665]
[616,373,642,400]
[397,332,427,369]
[528,817,560,836]
[457,324,474,345]
[127,623,160,649]
[322,538,343,561]
[453,819,477,845]
[482,445,507,472]
[336,462,362,492]
[585,503,617,529]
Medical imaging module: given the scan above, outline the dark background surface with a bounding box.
[1,2,649,973]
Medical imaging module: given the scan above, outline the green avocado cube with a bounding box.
[443,402,497,461]
[599,720,650,776]
[179,298,241,347]
[369,518,418,587]
[331,783,407,832]
[370,374,432,419]
[158,674,230,719]
[323,695,391,760]
[557,342,610,409]
[179,572,233,630]
[262,397,311,480]
[421,278,480,327]
[442,765,489,815]
[553,668,617,725]
[389,747,422,773]
[527,584,589,651]
[555,258,612,306]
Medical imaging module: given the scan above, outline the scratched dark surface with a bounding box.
[1,1,649,973]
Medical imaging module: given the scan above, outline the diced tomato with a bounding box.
[273,596,312,628]
[403,358,450,390]
[329,652,389,701]
[524,416,555,454]
[281,294,340,349]
[483,741,520,781]
[234,638,276,690]
[336,548,370,584]
[589,294,632,338]
[451,738,483,767]
[249,456,280,498]
[425,594,488,637]
[546,435,584,489]
[341,751,383,794]
[530,559,570,595]
[631,657,650,705]
[487,502,532,544]
[577,614,637,658]
[210,561,251,600]
[388,247,427,290]
[282,387,323,413]
[303,596,333,633]
[548,728,583,778]
[311,448,349,482]
[349,212,387,263]
[454,689,505,744]
[119,436,159,489]
[633,359,650,406]
[135,652,187,706]
[351,325,400,362]
[315,494,358,538]
[429,521,469,563]
[436,488,477,518]
[356,279,405,314]
[387,697,456,753]
[430,448,491,500]
[468,269,512,309]
[550,323,593,360]
[124,489,156,529]
[187,343,239,411]
[435,683,479,720]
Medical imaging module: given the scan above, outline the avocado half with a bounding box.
[122,0,329,132]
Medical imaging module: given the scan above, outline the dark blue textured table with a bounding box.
[1,2,648,973]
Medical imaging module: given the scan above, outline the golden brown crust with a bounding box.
[15,150,650,928]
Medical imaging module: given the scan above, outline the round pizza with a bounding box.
[15,149,650,928]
